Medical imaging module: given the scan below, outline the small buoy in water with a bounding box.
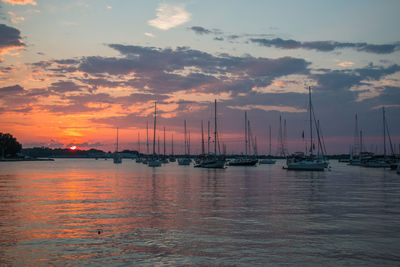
[97,229,103,235]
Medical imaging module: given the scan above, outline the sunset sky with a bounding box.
[1,0,399,154]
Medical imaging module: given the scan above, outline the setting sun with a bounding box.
[69,146,77,150]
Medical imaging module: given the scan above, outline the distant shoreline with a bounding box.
[0,158,54,162]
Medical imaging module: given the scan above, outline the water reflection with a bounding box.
[0,159,400,265]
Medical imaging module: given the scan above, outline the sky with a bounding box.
[0,0,399,155]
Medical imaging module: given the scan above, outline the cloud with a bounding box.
[144,32,155,38]
[148,3,191,30]
[250,38,400,54]
[0,24,25,55]
[0,84,45,113]
[49,80,82,93]
[8,11,24,24]
[227,104,306,113]
[188,26,212,35]
[0,84,24,95]
[337,61,354,67]
[1,0,37,5]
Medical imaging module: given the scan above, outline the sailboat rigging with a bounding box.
[285,86,328,171]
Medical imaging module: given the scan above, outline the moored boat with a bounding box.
[196,99,226,169]
[284,86,328,171]
[113,128,122,164]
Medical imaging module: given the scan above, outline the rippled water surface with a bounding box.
[1,159,400,266]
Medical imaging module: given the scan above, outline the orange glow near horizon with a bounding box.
[69,146,77,150]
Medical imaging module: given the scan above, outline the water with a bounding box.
[0,159,399,266]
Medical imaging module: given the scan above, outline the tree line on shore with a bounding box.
[0,132,22,159]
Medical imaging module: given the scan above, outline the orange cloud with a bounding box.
[337,61,354,67]
[1,0,37,5]
[273,80,285,87]
[8,11,25,24]
[0,45,24,56]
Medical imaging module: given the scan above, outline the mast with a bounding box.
[214,99,217,155]
[309,86,313,156]
[284,119,287,155]
[152,102,156,156]
[360,130,363,154]
[354,114,359,156]
[146,121,149,155]
[184,120,187,155]
[278,115,283,156]
[163,126,166,156]
[207,120,210,154]
[245,111,248,156]
[157,135,160,155]
[248,120,251,155]
[383,107,386,157]
[188,131,191,155]
[201,120,205,155]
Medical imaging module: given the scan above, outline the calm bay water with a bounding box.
[0,159,399,266]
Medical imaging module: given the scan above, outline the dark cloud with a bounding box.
[0,84,24,95]
[0,85,45,113]
[188,26,273,40]
[67,44,310,95]
[77,77,124,91]
[312,64,400,94]
[50,80,82,93]
[114,93,168,107]
[188,26,212,35]
[250,38,400,54]
[40,103,104,114]
[0,24,24,51]
[53,59,80,65]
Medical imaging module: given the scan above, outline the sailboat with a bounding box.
[195,99,226,168]
[178,120,191,165]
[361,107,394,168]
[348,114,373,165]
[259,125,276,164]
[113,128,122,164]
[229,111,258,166]
[285,86,328,171]
[148,102,161,167]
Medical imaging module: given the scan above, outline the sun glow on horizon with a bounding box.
[69,145,77,150]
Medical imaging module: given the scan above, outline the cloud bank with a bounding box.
[251,38,400,54]
[187,25,400,54]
